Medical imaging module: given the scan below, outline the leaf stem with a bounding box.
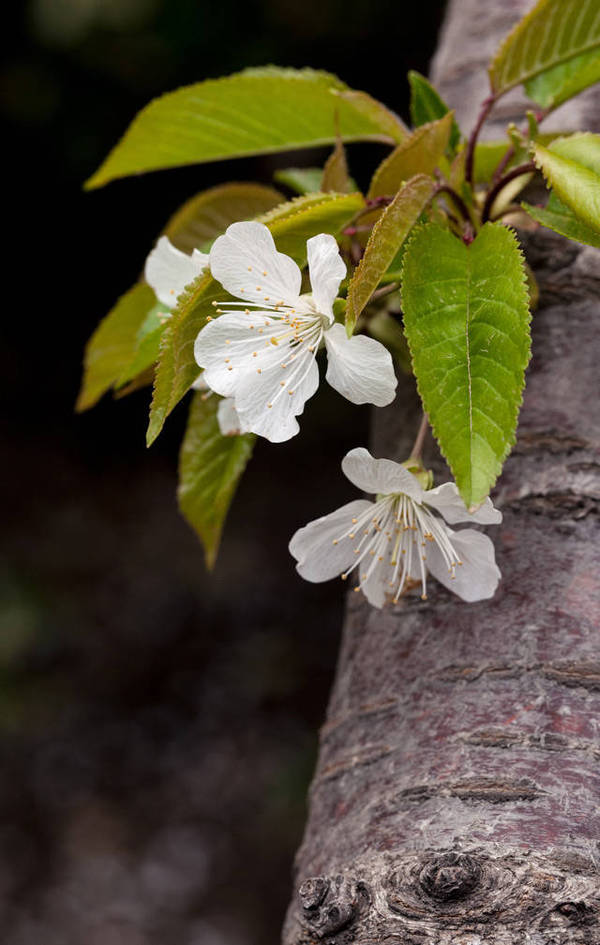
[491,107,550,183]
[465,94,496,187]
[410,413,429,461]
[370,282,399,302]
[481,161,537,223]
[434,184,472,225]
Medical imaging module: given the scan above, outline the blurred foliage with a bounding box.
[3,1,445,942]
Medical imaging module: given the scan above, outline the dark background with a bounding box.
[3,2,445,942]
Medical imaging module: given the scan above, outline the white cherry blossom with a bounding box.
[194,221,397,443]
[289,447,502,607]
[145,236,242,437]
[144,236,209,307]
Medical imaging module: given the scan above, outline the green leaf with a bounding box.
[368,113,454,199]
[523,192,600,247]
[548,131,600,173]
[408,71,460,149]
[401,223,531,508]
[76,284,156,411]
[345,175,435,335]
[178,392,255,569]
[116,304,168,387]
[533,138,600,232]
[525,48,600,108]
[85,67,406,189]
[163,182,283,254]
[274,167,324,195]
[321,140,352,193]
[148,191,364,445]
[489,0,600,96]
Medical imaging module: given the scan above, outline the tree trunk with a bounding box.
[282,2,600,943]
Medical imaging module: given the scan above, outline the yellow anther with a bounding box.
[225,339,231,345]
[262,270,267,276]
[212,301,218,307]
[257,368,262,374]
[247,266,252,271]
[332,539,338,545]
[349,532,355,539]
[352,518,357,524]
[267,403,273,408]
[354,586,360,593]
[270,337,279,346]
[206,316,213,322]
[255,286,262,291]
[288,390,294,395]
[252,352,257,357]
[341,573,347,580]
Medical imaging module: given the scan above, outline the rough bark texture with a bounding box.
[283,2,600,944]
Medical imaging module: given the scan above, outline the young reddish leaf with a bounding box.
[345,175,435,336]
[368,113,454,199]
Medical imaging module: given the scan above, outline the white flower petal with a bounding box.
[306,233,346,319]
[145,236,208,307]
[234,349,319,442]
[195,309,321,442]
[289,499,373,582]
[324,323,397,407]
[358,564,388,608]
[194,311,283,398]
[191,373,209,391]
[217,398,243,436]
[209,221,302,307]
[424,482,502,525]
[341,447,424,500]
[426,527,501,602]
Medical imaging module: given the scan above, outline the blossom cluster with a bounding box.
[145,222,501,606]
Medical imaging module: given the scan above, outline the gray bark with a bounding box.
[282,2,600,943]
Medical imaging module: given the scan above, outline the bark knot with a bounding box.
[419,852,482,902]
[297,874,370,942]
